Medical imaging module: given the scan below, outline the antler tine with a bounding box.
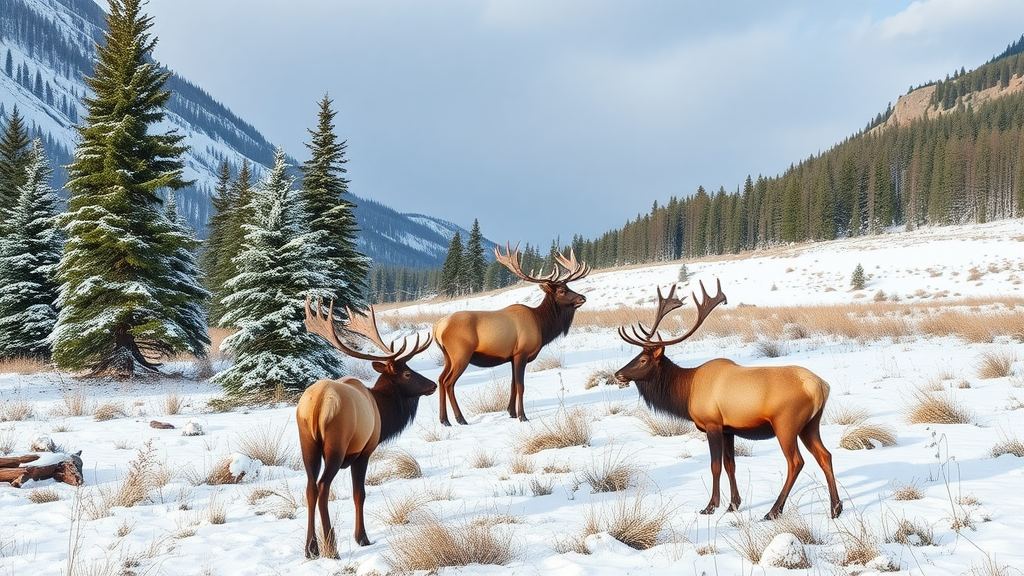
[395,331,434,363]
[618,324,652,347]
[494,241,552,284]
[657,278,727,346]
[615,284,686,348]
[343,305,397,357]
[305,298,392,362]
[553,249,591,283]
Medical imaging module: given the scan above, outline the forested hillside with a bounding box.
[567,36,1024,269]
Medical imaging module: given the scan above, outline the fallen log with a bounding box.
[0,452,83,487]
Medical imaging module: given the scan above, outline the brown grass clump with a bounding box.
[518,408,592,455]
[584,366,619,390]
[904,387,974,425]
[86,440,166,519]
[890,479,924,501]
[468,448,497,468]
[967,554,1017,576]
[234,424,293,467]
[28,487,61,504]
[576,451,642,493]
[374,491,430,526]
[839,422,898,450]
[367,449,422,485]
[386,513,519,571]
[465,379,510,416]
[530,353,563,372]
[162,388,185,415]
[507,454,535,475]
[93,402,125,421]
[633,406,696,437]
[582,490,670,551]
[0,399,34,422]
[824,402,869,426]
[977,349,1017,379]
[831,516,899,570]
[0,356,50,374]
[887,517,935,546]
[989,432,1024,458]
[53,387,89,418]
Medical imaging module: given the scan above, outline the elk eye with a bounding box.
[403,371,411,379]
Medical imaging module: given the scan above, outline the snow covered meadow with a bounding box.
[2,219,1024,576]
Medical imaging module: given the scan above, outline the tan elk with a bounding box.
[297,300,436,557]
[614,280,842,519]
[432,243,590,425]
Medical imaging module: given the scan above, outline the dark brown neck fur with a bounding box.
[532,291,578,345]
[633,356,694,421]
[370,381,421,444]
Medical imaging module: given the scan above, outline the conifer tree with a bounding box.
[300,94,369,310]
[214,149,341,396]
[52,0,208,376]
[463,219,486,293]
[0,141,62,360]
[440,232,463,297]
[0,106,32,232]
[158,191,210,357]
[200,161,235,326]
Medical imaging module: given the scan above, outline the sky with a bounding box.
[128,0,1024,248]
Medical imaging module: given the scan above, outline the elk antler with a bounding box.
[304,299,432,362]
[618,279,727,347]
[494,242,591,284]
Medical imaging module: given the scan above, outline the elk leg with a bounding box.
[800,417,842,518]
[700,428,724,514]
[509,356,528,421]
[316,453,344,557]
[766,431,804,520]
[351,453,372,546]
[723,433,742,512]
[439,356,469,426]
[300,441,323,558]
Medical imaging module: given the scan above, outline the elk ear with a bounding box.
[652,347,664,360]
[540,283,554,294]
[371,361,390,374]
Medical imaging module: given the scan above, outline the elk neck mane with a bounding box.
[533,289,578,345]
[634,355,694,421]
[370,380,421,444]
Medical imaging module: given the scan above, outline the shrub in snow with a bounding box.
[29,434,55,452]
[760,532,810,569]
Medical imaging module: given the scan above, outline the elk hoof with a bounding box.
[518,414,529,422]
[456,416,469,425]
[355,535,371,547]
[440,418,452,427]
[727,503,740,512]
[763,509,783,521]
[699,504,717,515]
[831,501,844,518]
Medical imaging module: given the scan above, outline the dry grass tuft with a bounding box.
[530,353,563,372]
[93,402,125,421]
[507,454,535,475]
[28,487,61,504]
[890,479,924,501]
[904,387,974,424]
[977,349,1017,379]
[824,402,870,426]
[755,339,787,358]
[518,408,592,455]
[529,476,555,496]
[832,516,898,570]
[967,554,1017,576]
[633,406,695,437]
[374,492,430,526]
[52,386,89,418]
[367,449,422,485]
[86,440,166,519]
[887,517,935,546]
[0,399,34,422]
[465,378,510,415]
[162,388,185,415]
[771,507,824,545]
[234,424,293,467]
[726,515,773,564]
[576,451,642,493]
[839,421,898,450]
[386,512,519,571]
[0,356,50,374]
[207,491,227,524]
[584,365,619,390]
[468,448,497,468]
[0,426,15,455]
[582,490,671,551]
[989,432,1024,458]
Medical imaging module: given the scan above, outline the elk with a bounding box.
[297,300,436,557]
[614,280,842,520]
[432,243,590,425]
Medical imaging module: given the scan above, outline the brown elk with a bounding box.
[297,300,436,557]
[432,243,590,425]
[614,280,842,520]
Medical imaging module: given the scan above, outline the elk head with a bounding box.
[494,242,590,309]
[305,299,437,397]
[614,279,727,385]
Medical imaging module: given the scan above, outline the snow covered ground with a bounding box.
[2,220,1024,576]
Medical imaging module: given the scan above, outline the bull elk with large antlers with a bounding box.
[615,281,842,519]
[432,243,591,425]
[296,300,436,557]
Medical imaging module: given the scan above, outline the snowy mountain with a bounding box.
[0,0,474,268]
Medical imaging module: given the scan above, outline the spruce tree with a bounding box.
[463,219,486,293]
[199,161,235,326]
[158,191,210,359]
[0,141,62,360]
[214,149,341,396]
[440,231,463,297]
[52,0,208,377]
[300,94,369,310]
[0,106,32,232]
